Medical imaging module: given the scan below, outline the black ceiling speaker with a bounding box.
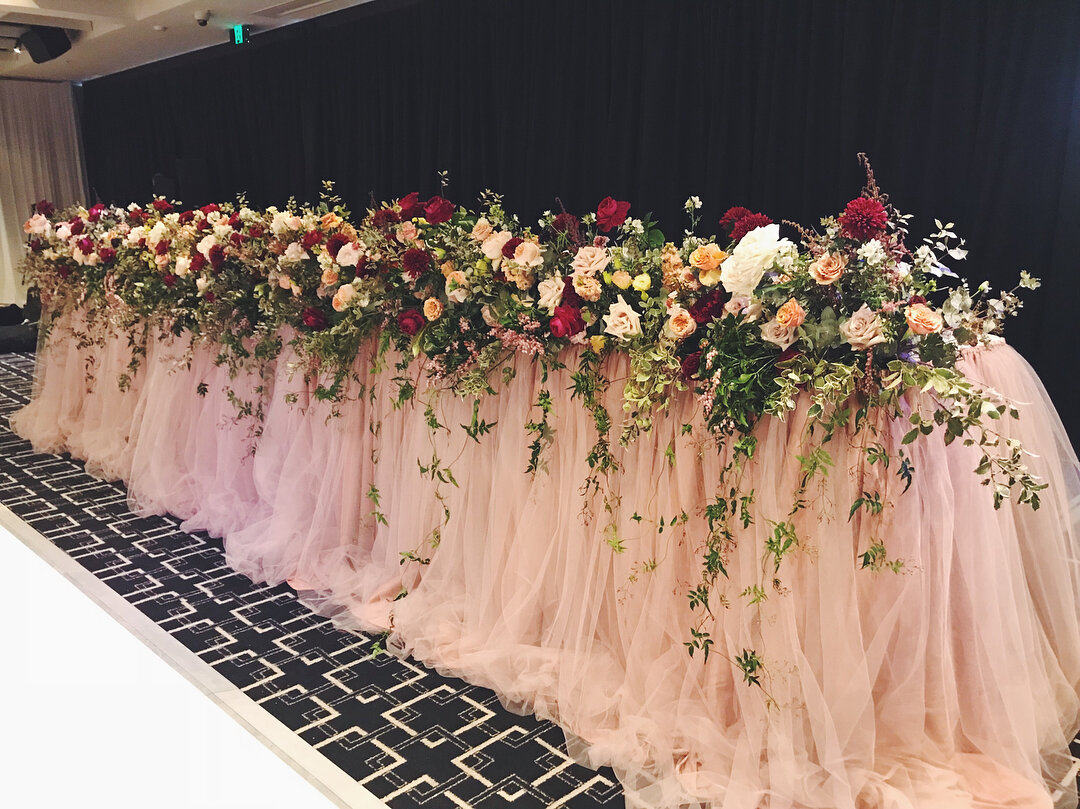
[20,27,71,64]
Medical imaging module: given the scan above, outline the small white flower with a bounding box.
[856,239,887,267]
[685,196,703,211]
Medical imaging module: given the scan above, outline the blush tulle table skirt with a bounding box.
[10,308,1080,809]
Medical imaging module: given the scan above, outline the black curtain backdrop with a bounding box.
[80,0,1080,448]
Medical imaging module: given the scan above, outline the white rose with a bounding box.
[603,295,642,340]
[196,277,209,294]
[537,275,564,315]
[175,255,192,277]
[282,241,309,264]
[760,318,797,350]
[839,304,887,351]
[445,271,470,303]
[125,226,146,247]
[513,240,543,268]
[147,221,168,249]
[570,245,610,278]
[719,224,794,297]
[55,223,71,241]
[335,242,362,267]
[196,234,217,259]
[481,231,513,261]
[213,220,233,238]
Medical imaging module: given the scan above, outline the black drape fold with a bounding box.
[79,0,1080,447]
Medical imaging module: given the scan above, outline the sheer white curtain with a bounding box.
[0,79,87,306]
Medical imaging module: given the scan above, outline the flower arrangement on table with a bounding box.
[21,155,1044,683]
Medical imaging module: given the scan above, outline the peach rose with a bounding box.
[320,212,343,230]
[321,266,340,286]
[572,273,602,302]
[440,260,456,278]
[664,306,697,340]
[689,243,727,272]
[397,221,420,242]
[905,303,943,335]
[278,274,294,290]
[513,240,543,268]
[471,217,493,242]
[839,304,886,351]
[603,295,643,339]
[332,283,357,312]
[775,298,806,330]
[423,297,444,321]
[570,245,610,277]
[808,253,846,285]
[611,270,632,289]
[760,318,797,350]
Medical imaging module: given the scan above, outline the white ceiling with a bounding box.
[0,0,373,82]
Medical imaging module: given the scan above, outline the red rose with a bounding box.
[839,197,888,241]
[549,304,585,338]
[208,244,226,270]
[301,229,322,249]
[155,239,170,255]
[719,206,752,234]
[198,216,212,231]
[227,212,241,228]
[596,196,631,232]
[502,237,523,259]
[680,351,701,381]
[423,195,455,224]
[325,232,349,258]
[248,225,264,239]
[162,273,178,287]
[152,199,173,213]
[371,208,399,230]
[87,204,105,223]
[199,204,219,215]
[78,237,94,254]
[355,256,375,278]
[190,252,207,273]
[179,210,195,224]
[69,219,84,236]
[99,247,116,264]
[128,208,146,225]
[729,212,774,242]
[230,232,243,247]
[35,200,55,217]
[689,290,725,325]
[401,247,430,279]
[398,192,423,220]
[301,306,328,330]
[397,308,425,336]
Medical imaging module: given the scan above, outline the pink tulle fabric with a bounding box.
[9,309,1080,809]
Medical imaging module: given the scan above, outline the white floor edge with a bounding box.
[0,502,389,809]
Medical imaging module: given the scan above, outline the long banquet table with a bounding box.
[10,307,1080,809]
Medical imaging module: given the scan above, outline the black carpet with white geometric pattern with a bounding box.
[0,352,623,809]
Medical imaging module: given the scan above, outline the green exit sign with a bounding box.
[231,24,250,45]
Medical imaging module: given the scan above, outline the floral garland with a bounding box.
[21,156,1045,684]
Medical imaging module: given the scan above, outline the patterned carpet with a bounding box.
[0,352,624,809]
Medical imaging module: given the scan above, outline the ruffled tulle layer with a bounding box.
[10,308,1080,809]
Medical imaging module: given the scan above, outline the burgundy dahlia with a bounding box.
[78,237,94,254]
[839,197,888,241]
[401,247,430,279]
[325,232,349,259]
[87,204,105,223]
[99,247,117,264]
[228,212,241,229]
[301,229,322,249]
[371,207,400,230]
[208,244,226,270]
[179,210,195,225]
[230,232,243,247]
[152,199,173,213]
[155,239,170,256]
[248,225,265,239]
[190,252,207,273]
[423,195,455,225]
[199,204,219,216]
[718,206,752,234]
[162,273,177,287]
[397,308,425,336]
[301,306,328,330]
[35,200,55,217]
[729,213,773,242]
[69,219,84,236]
[689,290,725,325]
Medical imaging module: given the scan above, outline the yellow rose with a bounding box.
[632,273,652,292]
[699,267,723,287]
[590,335,606,353]
[612,270,632,289]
